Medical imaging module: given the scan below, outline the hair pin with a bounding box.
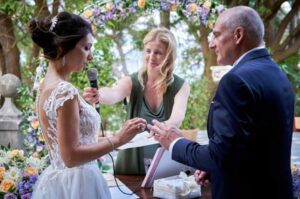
[49,16,58,32]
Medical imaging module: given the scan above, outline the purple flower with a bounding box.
[198,6,210,16]
[114,0,121,6]
[97,20,105,27]
[120,9,126,17]
[161,2,170,11]
[23,181,32,190]
[105,11,113,20]
[17,181,27,195]
[29,175,37,183]
[4,193,17,199]
[21,193,31,199]
[198,6,210,24]
[129,2,137,13]
[19,187,26,195]
[93,8,100,17]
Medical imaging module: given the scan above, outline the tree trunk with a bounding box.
[0,13,21,78]
[52,0,61,15]
[112,30,129,77]
[160,11,170,29]
[199,25,217,82]
[0,46,5,75]
[27,0,51,82]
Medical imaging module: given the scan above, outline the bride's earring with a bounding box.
[61,56,66,67]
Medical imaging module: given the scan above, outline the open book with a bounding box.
[141,147,195,188]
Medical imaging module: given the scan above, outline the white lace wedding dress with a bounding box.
[32,81,111,199]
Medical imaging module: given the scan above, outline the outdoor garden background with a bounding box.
[0,0,299,198]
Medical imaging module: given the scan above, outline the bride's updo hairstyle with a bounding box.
[28,12,92,60]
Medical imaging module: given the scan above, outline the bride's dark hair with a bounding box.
[28,12,92,60]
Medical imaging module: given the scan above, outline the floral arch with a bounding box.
[79,0,225,31]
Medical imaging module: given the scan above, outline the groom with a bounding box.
[148,6,294,199]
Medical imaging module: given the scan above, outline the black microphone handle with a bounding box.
[90,80,98,89]
[89,80,100,113]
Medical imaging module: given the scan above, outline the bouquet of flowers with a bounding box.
[292,164,300,198]
[0,147,49,199]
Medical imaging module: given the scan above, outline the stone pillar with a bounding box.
[0,73,22,148]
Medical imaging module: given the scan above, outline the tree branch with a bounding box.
[199,25,209,56]
[262,0,285,21]
[52,0,60,15]
[274,37,300,62]
[34,0,50,16]
[159,11,170,29]
[270,1,300,50]
[278,23,300,51]
[0,13,20,78]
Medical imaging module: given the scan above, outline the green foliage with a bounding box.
[0,0,21,14]
[15,58,37,111]
[15,60,48,156]
[279,54,300,116]
[181,76,213,130]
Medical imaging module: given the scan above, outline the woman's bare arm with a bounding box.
[165,81,190,127]
[83,76,132,105]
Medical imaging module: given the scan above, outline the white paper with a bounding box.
[117,131,159,150]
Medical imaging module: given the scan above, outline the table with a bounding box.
[116,175,212,199]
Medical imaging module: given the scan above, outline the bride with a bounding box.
[29,12,147,199]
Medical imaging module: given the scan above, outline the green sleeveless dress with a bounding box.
[115,72,184,175]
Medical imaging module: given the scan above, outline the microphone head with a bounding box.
[87,68,98,81]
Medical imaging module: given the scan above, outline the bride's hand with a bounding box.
[117,117,147,144]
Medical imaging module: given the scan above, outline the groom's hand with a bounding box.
[147,119,182,150]
[194,170,210,187]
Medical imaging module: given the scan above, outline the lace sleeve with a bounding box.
[44,81,78,119]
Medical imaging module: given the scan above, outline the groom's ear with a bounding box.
[233,27,244,44]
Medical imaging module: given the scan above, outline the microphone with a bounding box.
[87,68,100,113]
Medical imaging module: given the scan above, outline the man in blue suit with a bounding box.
[148,6,294,199]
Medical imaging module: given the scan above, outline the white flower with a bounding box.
[26,156,46,170]
[36,145,44,152]
[0,150,9,165]
[0,149,7,158]
[4,167,21,181]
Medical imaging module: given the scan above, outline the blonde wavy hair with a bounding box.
[138,27,177,98]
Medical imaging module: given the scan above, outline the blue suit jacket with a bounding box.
[173,48,294,199]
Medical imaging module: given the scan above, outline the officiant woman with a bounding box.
[83,27,190,175]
